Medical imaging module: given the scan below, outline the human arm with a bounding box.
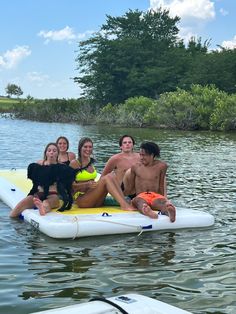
[158,163,167,197]
[164,177,167,198]
[101,156,116,177]
[72,180,97,194]
[161,168,175,210]
[68,152,76,161]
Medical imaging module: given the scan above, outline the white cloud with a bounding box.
[178,26,197,44]
[38,26,94,44]
[219,8,228,16]
[0,46,31,69]
[38,26,76,43]
[150,0,215,21]
[221,35,236,50]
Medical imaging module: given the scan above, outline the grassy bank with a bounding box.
[0,97,21,112]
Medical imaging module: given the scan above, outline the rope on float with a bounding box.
[71,216,152,238]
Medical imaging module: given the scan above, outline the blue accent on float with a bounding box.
[102,212,112,217]
[142,224,153,229]
[19,214,24,220]
[11,188,16,191]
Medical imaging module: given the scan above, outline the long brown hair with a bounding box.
[56,136,69,150]
[43,143,59,161]
[78,137,97,166]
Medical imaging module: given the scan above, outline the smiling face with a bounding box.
[56,137,69,153]
[80,140,93,159]
[139,148,154,166]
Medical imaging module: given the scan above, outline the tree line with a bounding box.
[10,84,236,131]
[74,9,236,107]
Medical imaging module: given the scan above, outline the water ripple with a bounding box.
[0,118,236,314]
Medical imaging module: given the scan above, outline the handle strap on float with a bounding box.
[89,297,129,314]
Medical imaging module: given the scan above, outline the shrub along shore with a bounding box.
[1,84,236,131]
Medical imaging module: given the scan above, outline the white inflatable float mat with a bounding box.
[0,169,214,239]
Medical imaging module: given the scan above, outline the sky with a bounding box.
[0,0,236,99]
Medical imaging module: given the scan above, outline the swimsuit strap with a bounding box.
[59,152,70,163]
[76,158,95,172]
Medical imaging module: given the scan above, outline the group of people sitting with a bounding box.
[9,135,176,222]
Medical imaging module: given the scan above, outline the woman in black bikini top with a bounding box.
[56,136,76,165]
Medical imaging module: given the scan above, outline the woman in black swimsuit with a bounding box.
[56,136,76,165]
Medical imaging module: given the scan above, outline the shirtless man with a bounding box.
[128,141,176,222]
[101,135,140,194]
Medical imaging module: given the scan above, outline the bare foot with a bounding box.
[166,204,176,222]
[33,197,46,216]
[120,200,136,211]
[141,203,158,219]
[121,203,136,211]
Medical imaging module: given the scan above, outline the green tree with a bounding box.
[5,83,23,98]
[210,94,236,131]
[145,84,226,130]
[181,45,236,94]
[74,9,180,105]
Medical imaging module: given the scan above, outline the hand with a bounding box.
[87,180,97,190]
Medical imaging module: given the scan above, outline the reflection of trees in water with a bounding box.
[21,285,93,301]
[132,232,176,267]
[159,232,176,264]
[16,229,177,302]
[20,237,96,301]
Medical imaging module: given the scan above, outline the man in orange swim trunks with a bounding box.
[131,192,175,221]
[128,141,176,222]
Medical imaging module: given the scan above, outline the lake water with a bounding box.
[0,116,235,314]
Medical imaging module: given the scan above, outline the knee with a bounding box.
[101,173,113,183]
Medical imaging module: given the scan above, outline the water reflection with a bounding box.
[17,231,177,303]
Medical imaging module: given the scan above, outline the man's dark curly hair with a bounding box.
[140,142,160,158]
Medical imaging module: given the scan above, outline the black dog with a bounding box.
[27,163,76,212]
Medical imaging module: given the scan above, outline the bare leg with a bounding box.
[76,174,134,210]
[152,199,176,222]
[33,195,60,216]
[122,169,135,196]
[9,195,34,218]
[107,174,135,210]
[132,197,158,219]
